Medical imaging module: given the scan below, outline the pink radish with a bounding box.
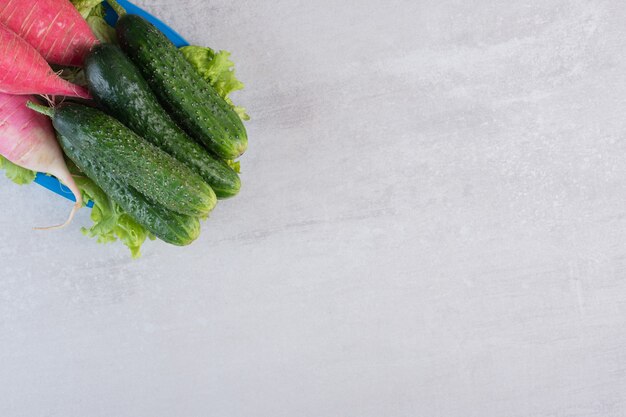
[0,92,82,229]
[0,0,98,67]
[0,23,90,98]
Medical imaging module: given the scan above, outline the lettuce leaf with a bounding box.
[57,66,87,87]
[180,46,249,121]
[75,177,152,259]
[86,5,116,43]
[70,0,115,43]
[226,159,241,174]
[66,160,153,258]
[0,156,37,185]
[70,0,101,17]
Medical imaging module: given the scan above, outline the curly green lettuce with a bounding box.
[70,0,115,43]
[65,159,153,258]
[73,175,152,259]
[180,46,249,121]
[0,156,37,185]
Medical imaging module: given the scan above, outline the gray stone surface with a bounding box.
[2,0,626,415]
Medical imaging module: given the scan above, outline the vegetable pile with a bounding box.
[0,0,248,257]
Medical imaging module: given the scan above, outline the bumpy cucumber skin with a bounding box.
[59,136,200,246]
[52,103,217,217]
[116,14,248,160]
[84,44,241,199]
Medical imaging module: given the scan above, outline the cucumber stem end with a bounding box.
[26,101,55,118]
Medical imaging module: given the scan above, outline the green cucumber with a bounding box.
[84,43,241,199]
[60,136,200,246]
[38,103,217,217]
[114,12,248,160]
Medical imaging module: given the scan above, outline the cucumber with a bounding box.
[84,43,241,199]
[59,136,200,246]
[50,103,217,217]
[115,13,248,160]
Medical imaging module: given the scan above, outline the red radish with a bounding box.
[0,0,98,67]
[0,92,82,229]
[0,23,90,98]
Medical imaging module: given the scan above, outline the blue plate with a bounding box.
[33,0,189,206]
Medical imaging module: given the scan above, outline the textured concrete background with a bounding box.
[2,0,626,416]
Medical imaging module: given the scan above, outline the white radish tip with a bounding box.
[33,202,81,231]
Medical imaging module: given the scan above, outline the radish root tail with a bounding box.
[33,201,81,231]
